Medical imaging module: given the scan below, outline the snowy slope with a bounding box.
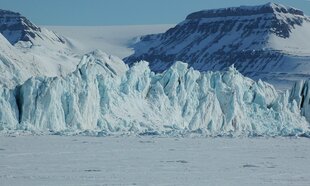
[0,34,27,87]
[0,51,309,137]
[0,31,80,88]
[125,3,310,90]
[46,25,174,58]
[0,33,73,88]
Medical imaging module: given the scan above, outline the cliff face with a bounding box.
[185,2,305,38]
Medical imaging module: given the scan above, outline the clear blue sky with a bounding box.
[0,0,309,26]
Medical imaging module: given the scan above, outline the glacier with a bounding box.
[0,50,309,137]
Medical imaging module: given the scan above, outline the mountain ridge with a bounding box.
[0,9,66,46]
[186,3,305,19]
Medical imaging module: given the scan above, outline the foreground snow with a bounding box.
[0,136,309,186]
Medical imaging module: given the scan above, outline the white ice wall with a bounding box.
[0,51,309,136]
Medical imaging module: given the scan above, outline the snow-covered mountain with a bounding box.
[0,51,309,137]
[0,9,66,47]
[0,9,81,88]
[125,3,310,90]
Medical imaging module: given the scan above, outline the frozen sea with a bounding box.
[0,136,309,186]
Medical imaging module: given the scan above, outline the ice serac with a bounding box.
[290,80,310,122]
[0,51,308,136]
[125,3,310,90]
[0,87,19,130]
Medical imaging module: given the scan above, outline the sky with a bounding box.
[0,0,309,26]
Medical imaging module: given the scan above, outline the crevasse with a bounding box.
[0,50,309,136]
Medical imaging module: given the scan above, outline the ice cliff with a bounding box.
[290,80,310,123]
[0,50,309,136]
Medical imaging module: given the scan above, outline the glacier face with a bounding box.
[0,50,309,137]
[290,80,310,123]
